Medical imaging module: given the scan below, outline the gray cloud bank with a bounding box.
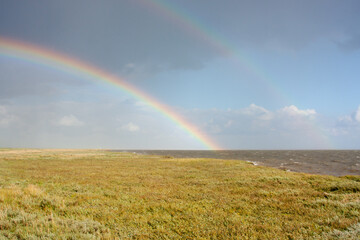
[1,0,360,77]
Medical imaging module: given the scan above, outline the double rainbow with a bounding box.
[0,37,222,150]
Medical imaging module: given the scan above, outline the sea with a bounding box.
[114,150,360,176]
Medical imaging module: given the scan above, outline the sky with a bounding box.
[0,0,360,150]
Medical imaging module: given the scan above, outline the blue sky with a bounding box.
[0,0,360,149]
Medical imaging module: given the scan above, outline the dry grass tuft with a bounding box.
[24,184,43,196]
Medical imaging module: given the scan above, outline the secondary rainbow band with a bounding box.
[142,0,287,103]
[0,37,222,150]
[141,0,333,149]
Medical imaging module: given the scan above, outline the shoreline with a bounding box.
[114,149,360,176]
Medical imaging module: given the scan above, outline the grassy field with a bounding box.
[0,149,359,239]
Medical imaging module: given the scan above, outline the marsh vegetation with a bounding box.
[0,149,359,239]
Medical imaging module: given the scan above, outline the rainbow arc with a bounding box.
[0,36,222,150]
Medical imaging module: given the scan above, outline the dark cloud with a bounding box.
[189,0,360,50]
[2,0,359,76]
[0,0,216,74]
[337,35,360,52]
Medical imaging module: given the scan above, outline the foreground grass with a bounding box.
[0,149,359,239]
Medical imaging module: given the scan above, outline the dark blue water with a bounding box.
[113,150,360,176]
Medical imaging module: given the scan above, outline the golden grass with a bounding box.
[0,149,359,239]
